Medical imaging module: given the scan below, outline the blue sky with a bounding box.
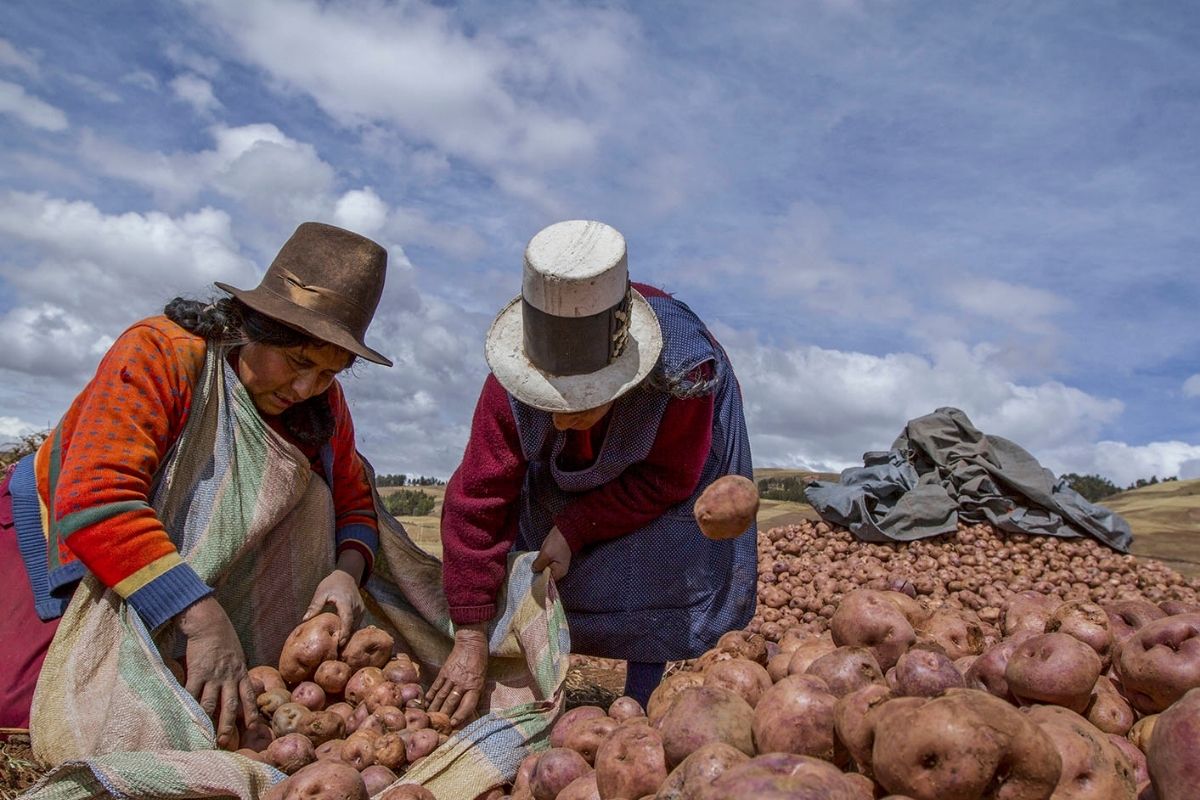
[1,0,1198,484]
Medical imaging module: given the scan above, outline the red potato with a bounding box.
[871,689,1062,800]
[342,626,395,671]
[249,665,288,695]
[279,613,342,684]
[1159,600,1200,616]
[692,753,863,800]
[361,765,399,796]
[374,705,407,732]
[266,732,317,775]
[786,638,839,677]
[751,674,840,763]
[594,724,668,800]
[805,646,885,698]
[365,681,407,713]
[654,742,749,800]
[510,752,539,800]
[262,760,367,800]
[1024,705,1136,800]
[314,660,353,695]
[382,657,421,685]
[713,630,770,666]
[608,696,645,722]
[1085,676,1135,736]
[693,475,759,540]
[344,666,385,705]
[766,651,792,683]
[893,648,964,698]
[291,681,327,711]
[1114,614,1200,714]
[377,786,437,800]
[965,636,1029,702]
[405,728,440,761]
[916,610,985,661]
[556,772,600,800]
[832,683,901,775]
[657,686,755,768]
[530,747,591,800]
[326,702,355,726]
[647,672,705,724]
[702,658,773,709]
[347,701,370,735]
[1046,600,1115,670]
[315,739,347,762]
[1103,600,1167,642]
[1006,633,1102,714]
[404,708,431,730]
[234,747,269,764]
[830,590,917,672]
[1146,686,1200,800]
[1107,734,1150,787]
[550,705,607,748]
[563,716,620,765]
[1004,592,1060,638]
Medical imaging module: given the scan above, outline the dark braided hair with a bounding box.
[164,297,352,447]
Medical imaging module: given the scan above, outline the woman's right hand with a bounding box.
[426,623,488,726]
[177,596,258,749]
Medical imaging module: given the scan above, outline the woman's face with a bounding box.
[551,401,614,431]
[237,341,353,416]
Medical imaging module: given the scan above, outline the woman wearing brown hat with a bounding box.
[428,220,757,723]
[0,222,391,748]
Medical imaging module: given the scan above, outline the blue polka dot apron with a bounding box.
[511,294,757,661]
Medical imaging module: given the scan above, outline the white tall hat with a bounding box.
[484,220,663,412]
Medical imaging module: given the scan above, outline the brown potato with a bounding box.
[1003,591,1060,638]
[785,638,839,677]
[344,666,385,705]
[832,683,901,775]
[270,703,314,738]
[556,772,600,800]
[279,612,342,684]
[1129,714,1159,754]
[916,610,985,661]
[714,630,770,666]
[373,731,407,770]
[314,739,347,762]
[377,785,437,800]
[654,741,749,800]
[563,716,619,765]
[326,702,355,726]
[248,665,288,695]
[382,656,420,685]
[1107,733,1149,787]
[594,725,667,800]
[1085,676,1135,736]
[693,475,759,540]
[647,673,705,724]
[1046,600,1115,670]
[1006,633,1102,713]
[301,710,346,746]
[341,733,376,771]
[342,625,395,671]
[365,681,407,713]
[257,687,293,717]
[893,648,964,698]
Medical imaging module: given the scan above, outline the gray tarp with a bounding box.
[804,407,1133,552]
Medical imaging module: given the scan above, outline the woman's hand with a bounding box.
[303,554,365,647]
[177,596,258,749]
[427,623,488,726]
[531,526,571,581]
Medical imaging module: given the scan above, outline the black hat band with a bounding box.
[522,284,632,376]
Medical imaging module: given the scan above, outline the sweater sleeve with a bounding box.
[51,324,211,630]
[440,375,528,625]
[554,390,715,553]
[325,381,379,583]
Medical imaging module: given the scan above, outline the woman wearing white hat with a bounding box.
[427,220,757,723]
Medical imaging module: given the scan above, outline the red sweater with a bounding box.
[34,316,378,630]
[441,289,715,625]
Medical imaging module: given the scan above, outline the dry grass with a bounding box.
[0,738,42,799]
[1104,478,1200,576]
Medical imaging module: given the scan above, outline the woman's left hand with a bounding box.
[531,527,572,581]
[303,560,364,646]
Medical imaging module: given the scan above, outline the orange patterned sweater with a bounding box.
[28,315,378,629]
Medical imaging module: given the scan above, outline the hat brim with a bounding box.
[214,281,393,367]
[485,288,662,413]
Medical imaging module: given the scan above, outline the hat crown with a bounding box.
[522,220,628,317]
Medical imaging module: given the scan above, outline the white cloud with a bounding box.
[0,415,39,440]
[719,324,1122,473]
[121,70,160,91]
[1183,374,1200,398]
[1047,441,1200,487]
[0,38,39,76]
[947,278,1067,334]
[0,79,67,131]
[63,72,122,103]
[170,72,222,115]
[187,0,618,170]
[333,188,387,237]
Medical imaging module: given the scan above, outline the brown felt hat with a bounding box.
[215,222,392,366]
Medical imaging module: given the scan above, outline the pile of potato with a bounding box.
[749,519,1200,641]
[228,611,448,799]
[500,587,1200,799]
